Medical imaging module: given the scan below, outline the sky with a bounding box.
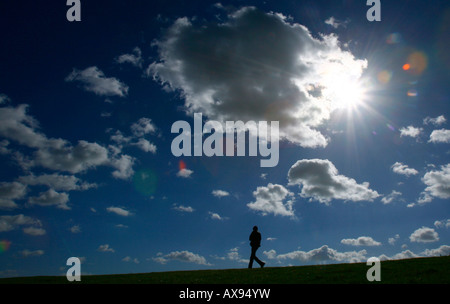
[0,0,449,278]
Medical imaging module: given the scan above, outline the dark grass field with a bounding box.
[0,256,448,284]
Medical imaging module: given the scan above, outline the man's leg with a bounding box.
[253,247,265,267]
[248,247,256,269]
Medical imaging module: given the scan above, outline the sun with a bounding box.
[325,76,366,110]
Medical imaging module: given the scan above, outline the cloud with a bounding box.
[176,168,194,178]
[148,7,367,148]
[266,245,367,263]
[247,183,295,217]
[20,249,44,257]
[0,93,11,105]
[381,190,402,204]
[212,190,230,198]
[110,154,135,180]
[23,226,46,236]
[288,159,380,204]
[429,129,450,143]
[65,66,129,97]
[133,138,157,153]
[0,214,41,233]
[434,219,450,229]
[0,182,27,209]
[28,189,70,210]
[0,104,115,174]
[421,245,450,257]
[115,47,143,68]
[399,125,423,138]
[379,250,419,261]
[106,206,133,217]
[388,234,400,245]
[409,227,439,243]
[420,164,450,201]
[391,162,418,177]
[340,236,381,246]
[208,211,228,220]
[324,17,349,29]
[122,256,140,264]
[423,115,446,126]
[172,204,195,213]
[153,250,211,266]
[19,173,97,191]
[97,244,115,253]
[130,118,157,137]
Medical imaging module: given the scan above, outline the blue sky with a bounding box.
[0,0,449,278]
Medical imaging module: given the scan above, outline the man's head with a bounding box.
[253,226,258,231]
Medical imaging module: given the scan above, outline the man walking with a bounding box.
[248,226,265,269]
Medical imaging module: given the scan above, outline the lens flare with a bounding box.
[0,240,11,253]
[402,63,411,71]
[133,169,158,196]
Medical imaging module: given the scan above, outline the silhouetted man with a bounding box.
[248,226,265,269]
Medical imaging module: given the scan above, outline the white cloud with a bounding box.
[208,211,228,221]
[434,219,450,229]
[176,168,193,178]
[381,190,402,204]
[106,206,133,217]
[20,249,44,257]
[0,214,41,233]
[429,129,450,143]
[115,47,143,68]
[110,154,135,180]
[399,125,422,138]
[122,256,140,264]
[421,245,450,257]
[420,164,450,201]
[97,244,115,253]
[19,173,97,191]
[388,234,400,245]
[409,227,439,243]
[28,189,70,210]
[0,181,27,209]
[267,245,367,263]
[247,183,295,217]
[423,115,446,126]
[133,138,157,153]
[391,162,418,177]
[288,159,380,204]
[148,7,367,148]
[341,236,381,246]
[0,93,11,105]
[23,226,46,236]
[379,250,419,261]
[212,190,230,198]
[172,204,194,213]
[130,118,157,137]
[324,17,349,29]
[69,225,81,233]
[153,250,211,266]
[65,66,129,97]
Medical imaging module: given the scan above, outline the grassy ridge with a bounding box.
[0,256,448,284]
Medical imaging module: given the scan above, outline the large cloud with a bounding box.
[247,183,295,217]
[265,245,367,263]
[421,164,450,201]
[153,250,211,266]
[288,159,380,204]
[148,7,367,148]
[0,104,135,179]
[66,66,129,97]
